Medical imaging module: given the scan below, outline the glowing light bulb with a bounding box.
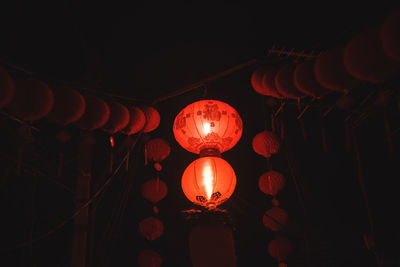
[202,163,214,200]
[203,122,211,135]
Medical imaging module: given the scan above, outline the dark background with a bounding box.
[1,2,399,266]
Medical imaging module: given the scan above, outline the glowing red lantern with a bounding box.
[138,216,164,241]
[181,156,236,209]
[258,170,286,197]
[275,63,305,99]
[137,250,162,267]
[142,106,160,133]
[252,130,280,158]
[173,100,242,155]
[76,96,110,130]
[0,66,14,108]
[263,207,289,232]
[102,101,130,134]
[251,66,282,98]
[381,8,400,62]
[344,28,400,83]
[123,106,146,135]
[294,60,330,98]
[47,87,86,126]
[189,222,236,267]
[315,47,360,92]
[6,78,54,121]
[141,178,168,204]
[145,138,171,162]
[268,237,293,262]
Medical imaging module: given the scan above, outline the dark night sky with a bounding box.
[1,2,399,267]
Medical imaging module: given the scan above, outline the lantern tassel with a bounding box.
[57,152,64,177]
[109,151,114,174]
[144,146,148,166]
[16,144,23,176]
[299,118,307,141]
[321,127,327,152]
[125,151,130,171]
[345,122,351,150]
[383,112,394,153]
[153,205,159,214]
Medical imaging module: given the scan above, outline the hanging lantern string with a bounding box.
[0,139,136,252]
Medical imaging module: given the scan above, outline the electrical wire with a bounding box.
[1,142,133,253]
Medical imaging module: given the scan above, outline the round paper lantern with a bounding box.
[182,156,236,209]
[75,96,110,130]
[138,216,164,241]
[142,106,160,133]
[263,207,289,232]
[173,100,243,155]
[0,66,14,108]
[344,28,399,83]
[294,60,330,98]
[6,78,54,121]
[123,106,146,135]
[381,8,400,62]
[47,87,85,126]
[251,66,282,98]
[258,170,286,197]
[252,130,280,158]
[315,47,360,92]
[102,101,130,134]
[137,250,162,267]
[268,237,293,262]
[275,63,305,99]
[145,138,171,162]
[189,222,236,267]
[141,178,168,204]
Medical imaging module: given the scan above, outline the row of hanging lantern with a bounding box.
[0,72,160,134]
[252,130,292,266]
[251,8,400,108]
[0,68,161,176]
[137,138,171,267]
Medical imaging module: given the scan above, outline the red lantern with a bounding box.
[173,100,243,155]
[47,86,86,126]
[268,237,293,262]
[263,207,289,232]
[145,138,171,162]
[252,130,280,158]
[0,66,14,108]
[123,106,146,135]
[381,8,400,62]
[102,101,130,134]
[315,47,360,92]
[142,106,160,133]
[138,216,164,241]
[137,250,162,267]
[258,170,286,197]
[141,178,168,204]
[344,28,400,83]
[6,78,54,121]
[76,96,110,130]
[294,60,330,98]
[275,63,305,99]
[181,156,236,209]
[251,66,282,98]
[189,222,236,267]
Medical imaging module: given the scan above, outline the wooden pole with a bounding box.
[71,133,95,267]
